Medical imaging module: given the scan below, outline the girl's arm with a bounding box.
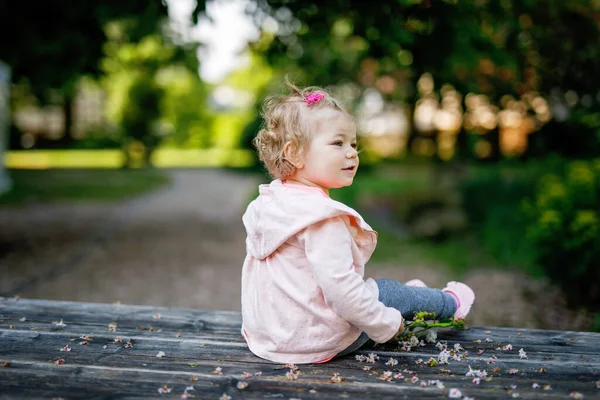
[302,217,402,343]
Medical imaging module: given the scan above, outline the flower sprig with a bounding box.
[400,312,465,340]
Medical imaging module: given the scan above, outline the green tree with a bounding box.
[242,0,599,103]
[0,1,170,140]
[102,25,211,167]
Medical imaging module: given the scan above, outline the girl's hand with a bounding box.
[390,319,405,342]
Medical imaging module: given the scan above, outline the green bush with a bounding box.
[459,160,549,271]
[523,159,600,310]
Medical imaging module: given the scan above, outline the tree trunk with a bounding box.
[0,61,12,194]
[62,90,74,142]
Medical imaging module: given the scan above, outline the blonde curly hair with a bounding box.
[253,78,352,180]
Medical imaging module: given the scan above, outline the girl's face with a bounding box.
[292,110,359,194]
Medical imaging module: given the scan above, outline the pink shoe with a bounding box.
[405,279,427,287]
[442,281,475,320]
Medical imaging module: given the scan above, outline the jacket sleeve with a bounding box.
[301,217,402,343]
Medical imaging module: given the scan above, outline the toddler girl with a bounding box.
[241,79,475,364]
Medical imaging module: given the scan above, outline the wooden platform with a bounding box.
[1,298,599,399]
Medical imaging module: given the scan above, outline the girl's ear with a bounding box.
[284,141,304,169]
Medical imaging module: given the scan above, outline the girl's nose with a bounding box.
[347,147,358,158]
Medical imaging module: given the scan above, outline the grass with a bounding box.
[370,229,500,277]
[330,163,501,276]
[5,148,255,169]
[0,169,170,206]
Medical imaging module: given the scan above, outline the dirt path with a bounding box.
[0,169,591,331]
[0,170,259,311]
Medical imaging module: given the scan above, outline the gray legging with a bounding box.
[335,278,457,358]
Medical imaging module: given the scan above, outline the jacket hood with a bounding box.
[243,180,375,260]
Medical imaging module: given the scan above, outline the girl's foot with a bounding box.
[442,282,475,320]
[405,279,427,287]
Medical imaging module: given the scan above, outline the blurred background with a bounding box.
[0,0,598,331]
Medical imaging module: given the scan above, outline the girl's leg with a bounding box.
[335,332,371,358]
[376,278,457,320]
[334,278,454,359]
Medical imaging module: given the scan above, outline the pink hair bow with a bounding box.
[303,92,325,106]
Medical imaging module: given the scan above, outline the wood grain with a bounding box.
[1,298,598,399]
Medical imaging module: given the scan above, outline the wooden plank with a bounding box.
[2,328,598,376]
[1,298,599,399]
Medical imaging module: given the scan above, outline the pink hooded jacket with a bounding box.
[241,180,402,364]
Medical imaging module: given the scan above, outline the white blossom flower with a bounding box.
[428,380,445,389]
[503,344,513,351]
[410,376,419,383]
[393,373,404,379]
[485,337,492,343]
[532,383,540,389]
[378,371,393,382]
[366,353,379,363]
[60,345,71,352]
[454,343,464,351]
[236,381,249,390]
[330,372,344,383]
[569,391,584,399]
[285,370,299,380]
[219,395,231,400]
[156,351,165,358]
[438,350,450,364]
[355,354,366,362]
[473,377,481,385]
[426,330,437,343]
[448,388,462,398]
[385,358,398,367]
[508,368,519,375]
[213,367,223,375]
[436,342,448,350]
[518,348,527,359]
[54,320,67,327]
[409,336,420,347]
[157,386,172,394]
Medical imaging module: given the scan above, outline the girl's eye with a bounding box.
[332,141,343,146]
[351,143,358,149]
